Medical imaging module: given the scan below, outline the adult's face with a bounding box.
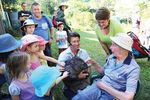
[110,42,122,57]
[22,4,27,11]
[32,5,42,18]
[70,37,80,52]
[97,19,109,29]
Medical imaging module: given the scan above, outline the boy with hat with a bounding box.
[56,22,68,54]
[21,19,38,35]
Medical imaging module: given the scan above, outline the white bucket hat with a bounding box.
[21,19,38,31]
[110,33,133,51]
[59,2,68,9]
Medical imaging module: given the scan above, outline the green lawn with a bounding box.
[51,30,150,100]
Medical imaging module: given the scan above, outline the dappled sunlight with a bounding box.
[84,31,96,34]
[85,37,98,42]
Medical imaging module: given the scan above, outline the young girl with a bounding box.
[36,35,48,65]
[21,19,38,35]
[21,34,64,70]
[31,65,69,100]
[7,51,34,100]
[56,22,68,54]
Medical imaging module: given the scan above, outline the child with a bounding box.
[21,19,38,35]
[36,36,48,65]
[56,22,68,54]
[21,34,64,70]
[30,65,69,100]
[7,51,34,100]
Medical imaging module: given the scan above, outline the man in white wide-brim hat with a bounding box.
[73,33,140,100]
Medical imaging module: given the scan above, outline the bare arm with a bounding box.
[50,28,54,39]
[88,59,104,74]
[55,71,69,84]
[11,95,20,100]
[97,81,135,100]
[37,52,65,66]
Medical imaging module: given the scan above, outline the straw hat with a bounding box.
[110,33,133,51]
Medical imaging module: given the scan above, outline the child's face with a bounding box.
[25,25,35,34]
[27,42,39,53]
[58,24,64,31]
[39,44,46,51]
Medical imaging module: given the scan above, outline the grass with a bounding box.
[51,30,150,100]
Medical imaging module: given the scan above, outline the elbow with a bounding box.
[123,95,134,100]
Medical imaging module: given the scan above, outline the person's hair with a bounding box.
[68,32,80,45]
[21,2,26,6]
[0,51,14,63]
[31,2,40,8]
[7,51,29,80]
[95,7,110,20]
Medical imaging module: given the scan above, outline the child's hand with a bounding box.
[59,62,65,67]
[62,71,69,78]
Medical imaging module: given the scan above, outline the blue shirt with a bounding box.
[72,54,140,100]
[30,16,53,41]
[102,54,140,93]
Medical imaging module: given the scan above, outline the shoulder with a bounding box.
[58,48,70,61]
[9,82,21,95]
[79,48,88,54]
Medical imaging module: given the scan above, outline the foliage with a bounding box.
[1,0,19,12]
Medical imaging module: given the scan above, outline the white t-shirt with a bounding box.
[56,30,68,49]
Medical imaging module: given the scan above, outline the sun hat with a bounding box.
[110,33,133,51]
[57,21,64,27]
[59,2,68,9]
[0,33,21,53]
[21,34,39,51]
[21,19,38,31]
[35,35,48,46]
[30,65,61,97]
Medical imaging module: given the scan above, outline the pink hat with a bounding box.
[21,34,39,51]
[34,35,48,46]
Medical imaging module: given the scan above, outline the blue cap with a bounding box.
[0,33,21,53]
[30,65,61,97]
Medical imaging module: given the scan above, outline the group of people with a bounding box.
[0,2,140,100]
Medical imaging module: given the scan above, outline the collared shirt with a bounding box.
[57,47,91,64]
[57,47,91,93]
[102,54,140,93]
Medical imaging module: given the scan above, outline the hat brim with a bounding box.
[21,24,38,31]
[59,5,68,9]
[0,40,21,53]
[110,37,132,51]
[39,41,48,46]
[31,66,61,97]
